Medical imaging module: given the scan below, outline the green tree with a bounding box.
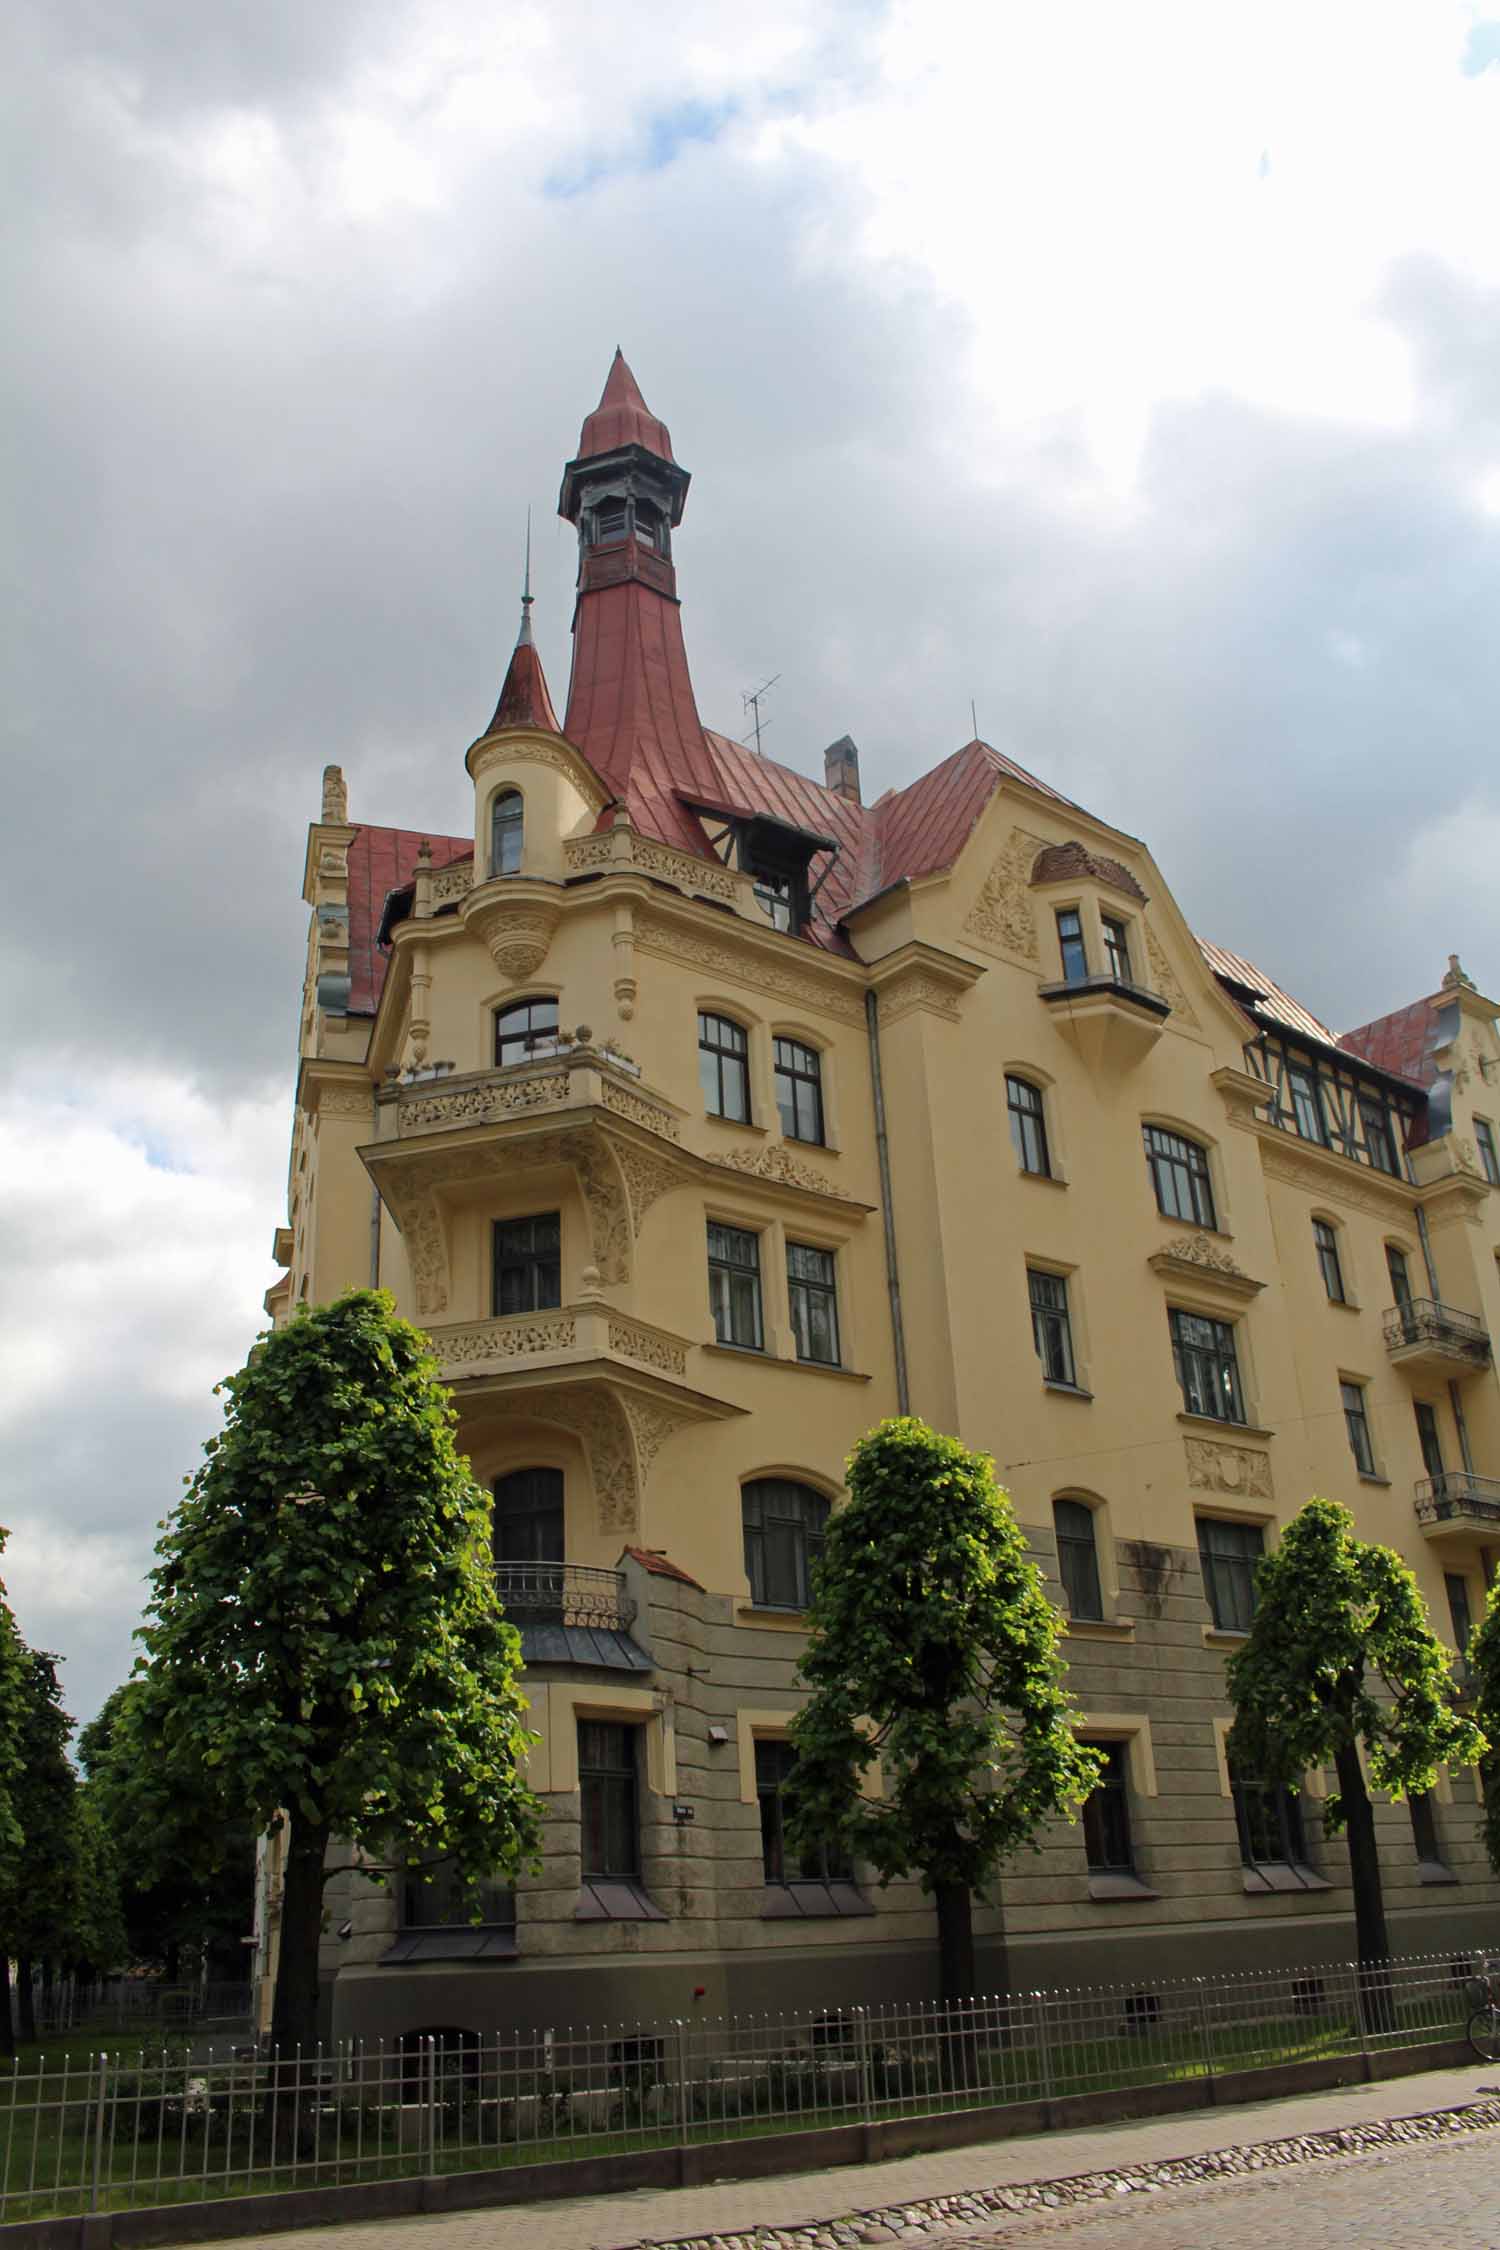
[134,1289,543,2052]
[1465,1576,1500,1879]
[0,1650,79,2044]
[64,1793,127,1978]
[79,1682,255,1979]
[785,1417,1100,2005]
[1226,1497,1483,1986]
[0,1543,30,2057]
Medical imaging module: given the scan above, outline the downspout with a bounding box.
[1414,1204,1442,1302]
[865,989,910,1415]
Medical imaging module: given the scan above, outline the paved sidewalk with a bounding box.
[211,2061,1500,2250]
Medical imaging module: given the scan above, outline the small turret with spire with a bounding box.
[486,514,561,737]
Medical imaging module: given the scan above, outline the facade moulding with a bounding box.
[296,1063,377,1121]
[464,728,612,814]
[564,822,750,912]
[1184,1434,1275,1501]
[865,940,985,1026]
[632,902,868,1026]
[1253,1127,1420,1220]
[1147,1237,1266,1300]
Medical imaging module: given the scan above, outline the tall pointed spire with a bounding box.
[486,516,560,736]
[576,348,676,463]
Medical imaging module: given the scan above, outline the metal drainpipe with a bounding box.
[1414,1204,1442,1301]
[369,1182,382,1288]
[1447,1379,1477,1477]
[864,989,910,1415]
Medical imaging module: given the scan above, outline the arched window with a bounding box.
[742,1478,830,1611]
[1052,1498,1103,1620]
[698,1011,750,1121]
[495,995,558,1067]
[774,1037,824,1144]
[491,1467,564,1565]
[1006,1075,1050,1176]
[490,789,524,877]
[1142,1124,1216,1228]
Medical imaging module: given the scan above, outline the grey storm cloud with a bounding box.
[4,0,1499,1720]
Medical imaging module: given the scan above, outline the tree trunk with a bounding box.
[16,1958,35,2044]
[935,1882,980,2089]
[269,1816,331,2058]
[0,1955,13,2058]
[1334,1740,1393,2033]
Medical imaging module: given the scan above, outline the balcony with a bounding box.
[494,1563,650,1673]
[1382,1298,1492,1377]
[1414,1471,1500,1541]
[1038,974,1169,1071]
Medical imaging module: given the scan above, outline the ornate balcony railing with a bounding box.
[1382,1298,1491,1368]
[493,1563,635,1633]
[1414,1471,1500,1534]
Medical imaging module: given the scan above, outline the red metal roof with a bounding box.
[1339,996,1443,1087]
[576,350,676,464]
[1195,937,1345,1049]
[489,633,560,736]
[345,827,471,1014]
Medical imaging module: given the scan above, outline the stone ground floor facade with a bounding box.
[308,1526,1499,2049]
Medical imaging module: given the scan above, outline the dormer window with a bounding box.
[752,865,799,933]
[490,789,523,877]
[1101,915,1133,984]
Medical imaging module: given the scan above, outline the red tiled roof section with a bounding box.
[1195,937,1345,1049]
[346,827,471,1014]
[577,350,676,464]
[1339,997,1442,1087]
[489,636,560,735]
[620,1545,704,1588]
[1031,839,1147,902]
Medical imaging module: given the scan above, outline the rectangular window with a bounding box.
[1409,1791,1443,1866]
[1386,1244,1413,1307]
[492,1212,561,1316]
[1341,1380,1376,1476]
[1287,1064,1326,1144]
[1029,1268,1078,1387]
[1101,915,1133,984]
[1006,1075,1051,1176]
[752,865,799,932]
[1170,1308,1245,1424]
[1080,1742,1133,1872]
[1313,1219,1345,1302]
[578,1721,640,1880]
[1415,1402,1445,1482]
[774,1037,825,1144]
[1477,1119,1500,1187]
[1360,1095,1400,1176]
[699,1013,750,1121]
[1231,1769,1307,1868]
[1053,1498,1104,1621]
[755,1739,851,1883]
[1197,1515,1264,1633]
[787,1242,840,1366]
[743,1479,829,1609]
[1143,1125,1217,1228]
[1056,908,1089,984]
[1446,1572,1475,1667]
[708,1222,763,1350]
[401,1863,516,1930]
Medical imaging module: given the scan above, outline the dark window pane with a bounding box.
[699,1013,750,1121]
[1006,1076,1050,1176]
[1053,1498,1103,1620]
[1341,1381,1375,1475]
[774,1038,825,1144]
[593,500,627,547]
[579,1722,639,1879]
[1287,1065,1326,1144]
[1477,1120,1500,1187]
[1197,1515,1263,1632]
[1029,1268,1077,1387]
[492,1467,565,1566]
[1143,1126,1216,1229]
[1313,1219,1344,1302]
[1080,1741,1133,1871]
[1056,908,1088,984]
[1231,1770,1306,1867]
[1170,1308,1244,1424]
[1415,1402,1445,1481]
[1446,1572,1474,1664]
[755,1737,850,1882]
[743,1479,829,1609]
[495,996,560,1068]
[1386,1245,1412,1306]
[402,1861,515,1929]
[490,789,523,877]
[788,1241,840,1365]
[708,1222,763,1349]
[1101,916,1132,984]
[492,1210,562,1315]
[1360,1096,1399,1175]
[1410,1791,1441,1864]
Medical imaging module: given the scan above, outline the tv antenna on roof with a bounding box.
[742,674,781,757]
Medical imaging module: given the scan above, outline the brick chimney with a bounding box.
[823,734,861,805]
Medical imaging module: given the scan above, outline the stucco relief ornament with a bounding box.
[719,1144,850,1197]
[961,827,1048,963]
[465,895,561,982]
[1163,1234,1246,1276]
[1185,1438,1273,1499]
[1144,925,1200,1027]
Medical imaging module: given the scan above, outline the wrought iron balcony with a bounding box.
[1382,1298,1491,1376]
[1414,1471,1500,1538]
[493,1563,635,1632]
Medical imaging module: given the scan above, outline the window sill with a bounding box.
[1357,1472,1392,1488]
[1044,1380,1094,1401]
[704,1339,769,1360]
[1087,1871,1159,1903]
[736,1603,810,1631]
[1417,1859,1459,1887]
[762,1881,873,1919]
[1018,1168,1070,1189]
[786,1355,873,1383]
[381,1927,519,1963]
[1177,1412,1274,1441]
[1202,1626,1250,1649]
[785,1134,841,1158]
[574,1880,667,1922]
[703,1111,767,1136]
[1242,1862,1331,1894]
[1065,1616,1135,1642]
[1156,1213,1235,1243]
[1325,1297,1363,1313]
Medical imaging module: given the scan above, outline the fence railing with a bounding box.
[0,1947,1479,2224]
[14,1982,253,2040]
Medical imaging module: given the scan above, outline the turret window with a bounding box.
[1101,915,1133,984]
[1056,909,1089,984]
[699,1012,751,1121]
[490,789,524,877]
[495,996,559,1068]
[492,1212,561,1315]
[593,499,627,547]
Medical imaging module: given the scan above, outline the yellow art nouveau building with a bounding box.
[266,355,1500,2044]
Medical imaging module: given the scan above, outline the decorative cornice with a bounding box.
[465,731,611,812]
[1148,1237,1265,1299]
[461,883,563,983]
[1255,1129,1416,1219]
[633,909,866,1025]
[565,826,745,907]
[298,1068,375,1121]
[715,1142,854,1200]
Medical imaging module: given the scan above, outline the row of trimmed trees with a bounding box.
[113,1290,1500,2047]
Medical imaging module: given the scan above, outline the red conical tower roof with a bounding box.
[487,556,560,735]
[577,349,676,463]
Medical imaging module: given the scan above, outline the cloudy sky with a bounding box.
[7,0,1500,1725]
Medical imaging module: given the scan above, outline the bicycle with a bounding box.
[1464,1961,1500,2061]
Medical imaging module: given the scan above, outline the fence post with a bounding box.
[1032,1993,1054,2117]
[854,2005,873,2126]
[89,2052,109,2213]
[1345,1962,1371,2077]
[674,2019,688,2145]
[1194,1980,1216,2103]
